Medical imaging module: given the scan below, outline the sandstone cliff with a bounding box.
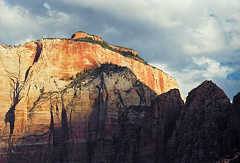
[2,31,239,163]
[0,32,178,136]
[0,32,179,162]
[0,66,239,163]
[1,63,157,163]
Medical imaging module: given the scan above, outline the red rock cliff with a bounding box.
[0,31,177,95]
[0,32,179,154]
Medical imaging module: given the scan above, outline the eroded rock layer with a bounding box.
[0,32,178,162]
[1,31,240,163]
[1,64,158,163]
[0,32,178,137]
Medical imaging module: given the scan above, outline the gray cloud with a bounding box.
[0,0,240,99]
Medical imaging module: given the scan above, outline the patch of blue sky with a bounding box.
[225,18,237,24]
[227,71,240,80]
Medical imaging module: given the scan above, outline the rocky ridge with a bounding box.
[0,31,178,138]
[0,31,239,163]
[167,81,232,163]
[71,31,138,56]
[0,31,178,162]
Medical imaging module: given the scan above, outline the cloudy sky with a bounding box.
[1,0,240,99]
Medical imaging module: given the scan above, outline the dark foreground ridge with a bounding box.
[1,63,240,163]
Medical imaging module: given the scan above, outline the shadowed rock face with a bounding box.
[167,81,232,163]
[224,92,240,163]
[152,89,184,163]
[0,32,178,151]
[0,31,178,160]
[185,80,231,109]
[1,64,240,163]
[1,64,159,163]
[233,93,240,109]
[1,32,240,163]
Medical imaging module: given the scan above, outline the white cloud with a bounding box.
[101,25,120,38]
[62,0,194,28]
[192,57,233,79]
[183,17,226,54]
[62,0,240,53]
[0,1,39,33]
[43,2,51,10]
[1,0,239,98]
[151,57,233,97]
[18,36,35,45]
[0,0,73,44]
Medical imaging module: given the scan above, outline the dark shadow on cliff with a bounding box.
[65,63,182,163]
[57,63,163,163]
[167,81,240,163]
[4,72,240,163]
[3,64,183,163]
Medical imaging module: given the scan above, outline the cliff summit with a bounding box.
[0,31,240,163]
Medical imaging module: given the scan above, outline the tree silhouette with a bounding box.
[4,52,33,152]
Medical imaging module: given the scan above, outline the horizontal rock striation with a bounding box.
[0,63,158,163]
[0,32,178,138]
[1,31,240,163]
[71,31,138,56]
[0,31,179,162]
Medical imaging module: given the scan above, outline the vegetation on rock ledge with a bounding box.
[73,37,147,64]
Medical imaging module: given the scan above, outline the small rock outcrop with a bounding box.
[71,31,139,56]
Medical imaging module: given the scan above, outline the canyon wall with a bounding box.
[0,31,240,163]
[0,32,178,156]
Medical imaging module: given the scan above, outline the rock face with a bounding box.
[71,31,138,56]
[1,31,239,163]
[152,89,184,162]
[0,31,179,162]
[0,33,178,139]
[167,81,232,163]
[223,92,240,163]
[0,63,157,163]
[233,93,240,109]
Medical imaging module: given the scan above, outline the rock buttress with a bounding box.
[167,81,231,163]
